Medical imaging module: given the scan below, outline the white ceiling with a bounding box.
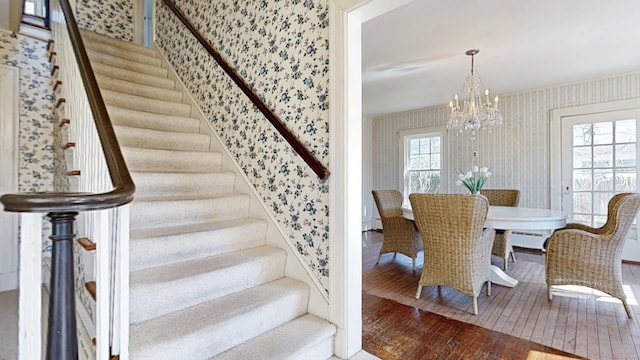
[362,0,640,117]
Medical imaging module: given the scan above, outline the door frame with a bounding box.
[550,98,640,211]
[328,0,413,357]
[0,65,19,291]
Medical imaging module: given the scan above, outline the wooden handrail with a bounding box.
[159,0,330,181]
[0,0,134,213]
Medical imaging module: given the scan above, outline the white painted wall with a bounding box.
[370,71,640,209]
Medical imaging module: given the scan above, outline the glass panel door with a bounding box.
[561,109,640,260]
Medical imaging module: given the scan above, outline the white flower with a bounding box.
[465,171,472,179]
[485,171,492,177]
[473,165,479,173]
[458,173,466,181]
[480,167,488,174]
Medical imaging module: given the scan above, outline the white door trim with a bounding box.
[550,98,640,210]
[328,0,413,358]
[0,65,20,291]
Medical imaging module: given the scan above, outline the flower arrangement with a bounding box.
[456,166,492,194]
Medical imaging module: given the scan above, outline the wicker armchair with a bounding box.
[372,190,423,270]
[546,192,640,318]
[410,193,495,315]
[480,189,520,271]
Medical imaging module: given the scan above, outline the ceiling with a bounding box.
[362,0,640,117]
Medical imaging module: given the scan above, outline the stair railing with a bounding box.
[1,0,133,358]
[158,0,330,181]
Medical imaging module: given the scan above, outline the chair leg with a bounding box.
[503,257,508,271]
[622,299,633,318]
[412,258,416,271]
[437,285,442,297]
[509,248,516,262]
[376,253,382,265]
[393,252,397,259]
[486,281,491,297]
[415,285,423,300]
[547,286,553,301]
[472,297,478,315]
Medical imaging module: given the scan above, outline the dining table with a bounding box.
[401,204,567,287]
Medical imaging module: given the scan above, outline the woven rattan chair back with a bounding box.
[480,189,521,271]
[546,192,640,318]
[409,193,495,315]
[372,190,423,269]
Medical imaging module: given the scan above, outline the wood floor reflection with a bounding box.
[361,230,640,359]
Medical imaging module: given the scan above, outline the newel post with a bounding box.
[46,211,79,360]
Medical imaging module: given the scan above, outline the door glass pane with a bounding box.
[573,123,592,146]
[616,143,636,167]
[593,169,613,191]
[573,147,592,168]
[573,169,592,191]
[573,192,592,215]
[616,119,636,143]
[615,168,636,192]
[593,145,613,168]
[593,192,613,215]
[593,122,613,145]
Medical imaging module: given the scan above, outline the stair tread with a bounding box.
[131,245,284,285]
[121,147,222,173]
[103,90,191,116]
[130,278,309,359]
[87,50,165,75]
[81,29,158,57]
[93,63,175,89]
[212,314,336,360]
[108,106,200,133]
[97,75,183,102]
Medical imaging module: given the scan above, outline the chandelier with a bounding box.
[447,49,503,140]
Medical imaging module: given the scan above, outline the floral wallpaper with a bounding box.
[0,31,55,248]
[75,0,134,42]
[155,0,331,292]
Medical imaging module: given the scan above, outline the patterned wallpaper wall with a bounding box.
[0,32,55,195]
[75,0,134,42]
[155,1,331,292]
[371,72,640,209]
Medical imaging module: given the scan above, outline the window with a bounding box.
[401,130,443,203]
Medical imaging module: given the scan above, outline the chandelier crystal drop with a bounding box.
[447,49,503,140]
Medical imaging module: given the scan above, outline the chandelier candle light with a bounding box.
[447,49,504,140]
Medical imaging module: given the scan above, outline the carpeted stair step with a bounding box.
[81,29,158,58]
[129,277,309,359]
[108,106,199,133]
[130,246,286,323]
[93,62,175,89]
[212,314,336,360]
[121,147,222,173]
[84,41,161,67]
[102,90,192,117]
[98,76,183,103]
[114,125,210,151]
[130,195,250,230]
[131,171,236,200]
[130,218,267,272]
[88,50,167,77]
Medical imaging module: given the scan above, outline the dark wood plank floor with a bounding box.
[362,230,640,359]
[363,291,584,359]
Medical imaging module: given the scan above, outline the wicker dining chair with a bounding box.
[371,190,423,270]
[546,192,640,318]
[410,193,495,315]
[480,189,520,271]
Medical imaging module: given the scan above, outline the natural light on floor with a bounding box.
[552,284,638,305]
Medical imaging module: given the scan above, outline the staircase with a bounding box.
[79,29,335,359]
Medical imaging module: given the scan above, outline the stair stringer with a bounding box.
[154,44,331,321]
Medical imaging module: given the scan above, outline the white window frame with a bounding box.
[399,126,446,204]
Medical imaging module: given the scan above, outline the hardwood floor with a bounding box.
[362,230,640,359]
[363,292,583,359]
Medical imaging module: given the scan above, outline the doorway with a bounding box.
[559,108,640,260]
